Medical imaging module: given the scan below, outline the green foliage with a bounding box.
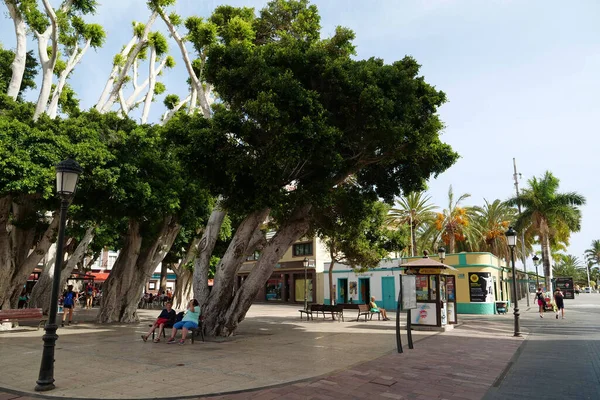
[149,32,168,56]
[134,22,146,38]
[154,82,166,95]
[164,55,176,69]
[314,186,406,270]
[253,0,321,45]
[57,84,80,117]
[0,47,39,99]
[168,12,182,26]
[163,94,179,110]
[185,17,218,54]
[113,53,125,67]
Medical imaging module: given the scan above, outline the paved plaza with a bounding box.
[0,294,598,399]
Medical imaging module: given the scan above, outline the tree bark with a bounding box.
[159,261,168,294]
[193,208,226,305]
[171,236,201,308]
[5,1,27,100]
[541,233,552,291]
[99,12,158,113]
[33,0,60,120]
[47,39,91,118]
[0,197,60,309]
[96,34,137,109]
[203,205,310,337]
[140,46,157,124]
[328,246,336,305]
[162,94,191,124]
[96,216,180,323]
[29,227,94,313]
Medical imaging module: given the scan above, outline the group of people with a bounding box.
[142,299,200,345]
[535,287,566,319]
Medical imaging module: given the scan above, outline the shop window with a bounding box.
[149,281,156,290]
[293,242,313,257]
[266,277,283,301]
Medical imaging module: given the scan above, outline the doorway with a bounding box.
[381,276,396,310]
[359,278,370,304]
[337,278,348,304]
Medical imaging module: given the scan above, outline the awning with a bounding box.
[90,272,110,282]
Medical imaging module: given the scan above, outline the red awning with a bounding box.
[90,272,110,282]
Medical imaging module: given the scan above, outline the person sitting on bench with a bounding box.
[369,296,390,321]
[167,299,200,345]
[142,301,176,343]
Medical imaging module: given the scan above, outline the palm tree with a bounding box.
[553,255,587,285]
[584,240,600,266]
[469,199,516,260]
[507,171,586,291]
[386,192,437,256]
[433,186,471,253]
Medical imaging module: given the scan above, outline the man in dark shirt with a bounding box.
[141,302,176,342]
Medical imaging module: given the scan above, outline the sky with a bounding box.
[1,0,599,272]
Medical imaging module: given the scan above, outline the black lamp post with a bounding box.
[532,254,540,290]
[303,257,309,311]
[438,246,446,264]
[35,159,82,392]
[506,226,520,337]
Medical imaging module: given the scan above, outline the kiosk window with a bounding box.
[429,275,438,300]
[416,275,429,301]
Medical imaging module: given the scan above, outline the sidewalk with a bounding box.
[0,305,524,400]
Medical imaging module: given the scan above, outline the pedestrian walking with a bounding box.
[535,287,545,318]
[61,285,78,326]
[554,287,565,319]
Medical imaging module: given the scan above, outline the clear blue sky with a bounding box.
[2,0,598,272]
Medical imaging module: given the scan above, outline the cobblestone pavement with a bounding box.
[0,303,525,400]
[483,292,600,400]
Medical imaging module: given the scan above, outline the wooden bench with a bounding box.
[0,308,47,329]
[190,316,204,343]
[357,304,375,322]
[150,320,175,341]
[299,304,323,320]
[321,304,344,321]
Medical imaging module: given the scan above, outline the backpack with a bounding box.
[64,292,74,306]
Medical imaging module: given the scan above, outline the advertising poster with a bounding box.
[401,275,417,310]
[447,302,455,323]
[411,302,437,325]
[469,272,492,302]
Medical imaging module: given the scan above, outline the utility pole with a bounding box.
[513,158,530,307]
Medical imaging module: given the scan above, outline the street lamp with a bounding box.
[506,226,520,337]
[303,257,309,311]
[438,246,446,264]
[36,159,82,392]
[532,254,540,290]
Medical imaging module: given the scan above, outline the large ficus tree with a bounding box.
[165,0,457,336]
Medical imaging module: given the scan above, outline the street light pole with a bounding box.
[532,254,540,289]
[303,257,309,311]
[506,226,520,337]
[513,158,530,307]
[35,159,82,392]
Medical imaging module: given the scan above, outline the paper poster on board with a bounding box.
[411,302,437,325]
[401,275,417,310]
[469,272,493,302]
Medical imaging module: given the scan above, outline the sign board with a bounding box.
[417,268,443,275]
[469,272,492,303]
[555,277,575,300]
[400,275,417,310]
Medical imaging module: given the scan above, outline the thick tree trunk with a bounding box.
[5,3,27,100]
[541,233,552,291]
[0,197,60,309]
[172,236,201,308]
[97,217,180,323]
[193,208,226,305]
[159,262,168,294]
[29,227,94,313]
[204,205,310,337]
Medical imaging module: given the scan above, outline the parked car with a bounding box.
[583,287,592,293]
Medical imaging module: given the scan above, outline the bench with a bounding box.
[190,316,204,343]
[322,304,344,321]
[0,308,47,329]
[299,304,323,320]
[150,321,175,341]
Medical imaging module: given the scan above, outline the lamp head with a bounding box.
[505,226,517,248]
[56,159,82,198]
[303,257,308,268]
[532,254,540,263]
[438,246,446,261]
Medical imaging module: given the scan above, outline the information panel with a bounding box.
[555,277,575,300]
[469,272,492,302]
[400,275,417,310]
